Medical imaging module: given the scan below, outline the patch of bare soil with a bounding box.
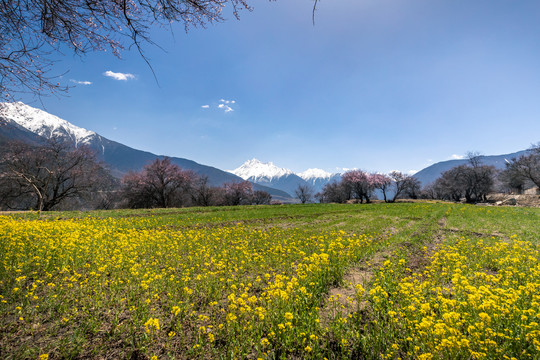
[318,225,403,323]
[319,216,450,325]
[319,250,391,326]
[444,227,509,240]
[405,217,447,273]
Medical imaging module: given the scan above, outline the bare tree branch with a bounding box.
[1,0,254,103]
[312,0,318,25]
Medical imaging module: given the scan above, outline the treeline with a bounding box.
[316,146,540,204]
[2,140,539,211]
[120,158,271,208]
[423,148,540,202]
[0,140,272,212]
[315,170,421,204]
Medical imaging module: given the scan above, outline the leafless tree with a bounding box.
[389,171,422,201]
[190,175,215,206]
[430,163,495,203]
[419,183,436,199]
[498,167,526,194]
[295,184,314,204]
[404,177,422,199]
[252,190,272,205]
[502,143,540,190]
[431,167,465,202]
[466,151,483,168]
[0,139,111,213]
[389,171,408,202]
[1,0,252,103]
[318,181,350,203]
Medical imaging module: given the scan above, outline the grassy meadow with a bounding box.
[0,203,539,359]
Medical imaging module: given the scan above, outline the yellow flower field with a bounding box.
[0,203,539,359]
[0,212,379,359]
[367,236,540,359]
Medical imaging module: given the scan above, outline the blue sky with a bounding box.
[19,0,540,174]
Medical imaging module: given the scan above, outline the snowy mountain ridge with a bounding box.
[229,159,321,196]
[298,168,334,180]
[228,159,341,195]
[230,158,295,181]
[0,102,97,147]
[0,102,294,198]
[230,159,337,183]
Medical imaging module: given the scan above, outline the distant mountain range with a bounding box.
[228,159,341,196]
[0,102,291,200]
[412,151,529,186]
[231,149,534,198]
[298,168,342,191]
[1,102,533,200]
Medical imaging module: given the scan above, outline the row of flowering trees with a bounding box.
[0,143,271,211]
[317,170,421,204]
[122,162,423,208]
[9,141,537,210]
[121,158,271,208]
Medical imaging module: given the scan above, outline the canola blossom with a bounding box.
[0,214,377,359]
[0,203,538,359]
[367,236,540,359]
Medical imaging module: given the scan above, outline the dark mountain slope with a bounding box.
[413,150,529,186]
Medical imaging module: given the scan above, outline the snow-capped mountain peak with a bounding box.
[0,102,97,147]
[229,158,294,181]
[298,168,334,180]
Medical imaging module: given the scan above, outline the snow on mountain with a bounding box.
[298,168,334,180]
[298,168,341,193]
[229,159,344,196]
[0,102,97,147]
[229,159,310,196]
[230,158,294,181]
[0,102,294,197]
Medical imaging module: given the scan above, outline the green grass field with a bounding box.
[1,203,539,359]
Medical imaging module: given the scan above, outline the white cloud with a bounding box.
[203,99,236,112]
[103,71,136,81]
[407,169,418,175]
[218,99,236,112]
[450,154,465,160]
[70,79,92,85]
[218,103,234,112]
